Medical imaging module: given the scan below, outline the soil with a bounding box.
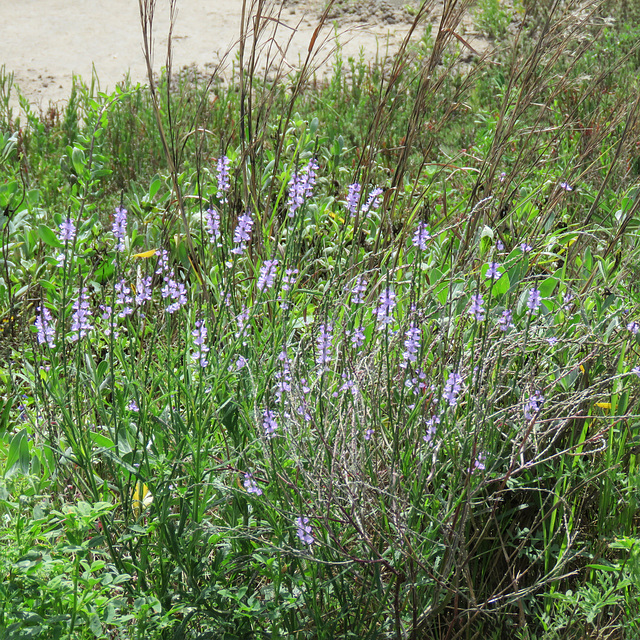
[0,0,492,111]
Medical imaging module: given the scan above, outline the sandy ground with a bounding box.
[1,0,490,112]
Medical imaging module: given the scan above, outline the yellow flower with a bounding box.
[132,482,153,516]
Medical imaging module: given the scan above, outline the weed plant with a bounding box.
[2,0,640,638]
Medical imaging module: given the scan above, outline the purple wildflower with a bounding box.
[559,181,573,192]
[100,305,118,339]
[499,172,506,183]
[527,287,542,315]
[520,242,532,253]
[627,321,639,336]
[375,287,397,326]
[486,261,501,280]
[191,319,210,368]
[296,517,314,545]
[496,239,505,251]
[471,452,486,472]
[205,207,221,243]
[365,428,374,441]
[59,218,76,243]
[632,366,640,378]
[524,390,544,421]
[115,279,133,318]
[316,323,333,370]
[443,372,463,408]
[282,268,298,291]
[263,409,278,439]
[348,325,365,348]
[216,156,230,202]
[275,349,292,401]
[412,222,431,251]
[35,306,55,348]
[243,473,263,496]
[401,326,421,368]
[112,206,127,252]
[362,187,383,217]
[346,182,361,216]
[161,272,187,314]
[135,276,153,306]
[348,276,368,304]
[70,287,93,341]
[287,159,318,218]
[498,309,514,331]
[155,249,169,275]
[339,373,358,396]
[470,293,485,322]
[257,259,279,292]
[423,415,440,444]
[231,212,254,255]
[127,400,139,412]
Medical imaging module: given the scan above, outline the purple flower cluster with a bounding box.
[135,276,153,307]
[257,259,279,292]
[524,390,544,421]
[288,159,318,217]
[216,155,230,202]
[231,212,254,255]
[316,323,333,370]
[56,219,76,267]
[70,287,93,341]
[296,517,314,545]
[161,272,187,314]
[486,261,501,280]
[243,473,262,496]
[443,372,463,407]
[375,287,397,326]
[35,306,55,348]
[205,207,221,243]
[275,349,292,401]
[191,319,210,368]
[348,325,365,348]
[401,326,421,368]
[346,182,361,216]
[527,287,542,314]
[115,279,133,318]
[470,293,485,322]
[113,206,127,252]
[412,222,431,251]
[263,409,278,439]
[498,309,514,331]
[361,187,383,217]
[348,276,368,304]
[627,321,639,336]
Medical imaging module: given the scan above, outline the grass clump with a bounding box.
[1,0,640,637]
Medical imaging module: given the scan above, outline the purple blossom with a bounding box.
[112,206,127,252]
[346,182,361,216]
[282,268,298,291]
[100,305,118,339]
[263,409,278,439]
[527,287,542,314]
[275,349,292,401]
[155,249,169,275]
[287,159,318,217]
[627,321,639,336]
[205,207,221,242]
[365,428,374,441]
[470,293,485,322]
[524,390,544,421]
[348,276,368,304]
[191,319,210,368]
[405,368,427,396]
[35,306,55,348]
[243,473,262,496]
[499,172,506,183]
[216,155,230,202]
[562,292,574,311]
[485,261,501,280]
[316,323,333,370]
[559,181,573,192]
[115,279,133,318]
[235,305,250,344]
[231,212,254,255]
[375,287,397,326]
[496,239,505,251]
[348,325,365,348]
[296,517,314,545]
[362,187,383,216]
[632,366,640,378]
[127,400,139,412]
[443,372,463,407]
[338,373,358,396]
[257,259,279,292]
[135,276,153,306]
[423,415,440,444]
[471,452,486,472]
[498,309,514,331]
[520,242,532,253]
[70,287,93,341]
[546,337,558,346]
[161,272,187,314]
[59,218,76,243]
[412,222,431,251]
[401,326,421,368]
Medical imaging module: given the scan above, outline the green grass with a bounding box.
[2,0,640,637]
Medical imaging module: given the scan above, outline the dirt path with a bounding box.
[1,0,489,110]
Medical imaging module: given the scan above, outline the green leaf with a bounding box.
[37,224,62,248]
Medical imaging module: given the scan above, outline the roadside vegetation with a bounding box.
[2,0,640,637]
